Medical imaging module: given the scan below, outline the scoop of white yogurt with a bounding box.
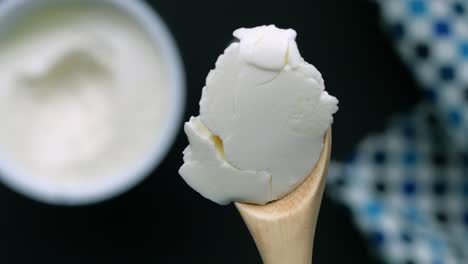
[179,25,338,205]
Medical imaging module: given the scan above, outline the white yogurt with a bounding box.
[180,25,338,205]
[0,0,185,204]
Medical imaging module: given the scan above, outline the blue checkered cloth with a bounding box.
[327,1,468,263]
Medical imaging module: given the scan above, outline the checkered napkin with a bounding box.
[327,1,468,263]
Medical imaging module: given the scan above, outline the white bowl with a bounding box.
[0,0,185,205]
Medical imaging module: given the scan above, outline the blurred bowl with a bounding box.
[0,0,185,205]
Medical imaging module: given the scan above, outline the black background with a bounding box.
[0,0,421,263]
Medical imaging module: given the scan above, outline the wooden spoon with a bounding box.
[235,129,332,264]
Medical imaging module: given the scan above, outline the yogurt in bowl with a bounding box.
[0,0,185,205]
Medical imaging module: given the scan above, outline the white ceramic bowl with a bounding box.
[0,0,185,205]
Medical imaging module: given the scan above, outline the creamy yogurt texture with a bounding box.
[180,25,338,205]
[0,2,168,194]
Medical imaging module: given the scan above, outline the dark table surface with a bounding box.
[0,0,421,263]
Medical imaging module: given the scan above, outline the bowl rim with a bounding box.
[0,0,186,205]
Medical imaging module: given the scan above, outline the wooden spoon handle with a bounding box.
[236,180,325,264]
[235,129,331,264]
